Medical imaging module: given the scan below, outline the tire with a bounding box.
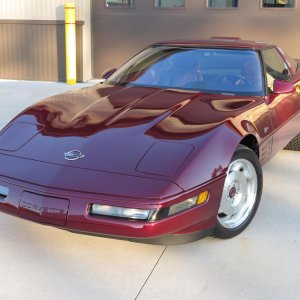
[284,134,300,151]
[214,144,263,239]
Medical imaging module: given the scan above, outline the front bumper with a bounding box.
[0,173,225,244]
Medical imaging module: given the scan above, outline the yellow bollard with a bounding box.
[65,2,76,85]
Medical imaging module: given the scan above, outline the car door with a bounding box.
[261,47,300,156]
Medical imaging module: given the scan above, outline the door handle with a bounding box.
[296,85,300,95]
[0,185,9,202]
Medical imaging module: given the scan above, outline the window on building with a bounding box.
[154,0,185,8]
[207,0,239,8]
[262,0,295,8]
[106,0,134,8]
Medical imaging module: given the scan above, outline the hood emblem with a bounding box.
[64,150,85,161]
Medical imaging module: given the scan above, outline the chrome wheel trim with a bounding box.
[217,158,258,229]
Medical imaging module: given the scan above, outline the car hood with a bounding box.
[0,83,257,193]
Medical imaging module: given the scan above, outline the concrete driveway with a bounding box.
[0,80,300,300]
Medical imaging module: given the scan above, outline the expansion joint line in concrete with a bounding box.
[135,246,168,299]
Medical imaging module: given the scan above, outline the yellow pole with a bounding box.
[65,2,76,85]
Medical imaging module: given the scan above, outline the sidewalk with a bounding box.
[0,80,300,300]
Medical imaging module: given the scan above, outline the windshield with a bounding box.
[107,46,264,96]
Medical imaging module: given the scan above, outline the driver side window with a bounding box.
[261,48,291,93]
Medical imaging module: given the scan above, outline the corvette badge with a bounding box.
[64,150,85,161]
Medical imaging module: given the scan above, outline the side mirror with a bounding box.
[101,68,117,80]
[273,80,295,94]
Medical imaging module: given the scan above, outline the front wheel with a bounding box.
[214,145,263,239]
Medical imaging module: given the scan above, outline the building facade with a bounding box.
[1,0,299,82]
[0,0,91,81]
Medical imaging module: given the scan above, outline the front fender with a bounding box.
[173,123,243,191]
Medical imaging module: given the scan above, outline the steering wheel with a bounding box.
[214,74,251,87]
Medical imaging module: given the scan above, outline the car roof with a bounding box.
[154,38,275,50]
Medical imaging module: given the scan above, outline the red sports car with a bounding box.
[0,38,299,244]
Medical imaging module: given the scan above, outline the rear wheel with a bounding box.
[284,134,300,151]
[214,145,262,239]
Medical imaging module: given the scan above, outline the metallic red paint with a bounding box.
[0,173,223,240]
[0,39,300,243]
